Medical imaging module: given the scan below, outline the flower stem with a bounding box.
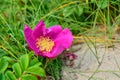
[40,58,50,80]
[44,58,49,69]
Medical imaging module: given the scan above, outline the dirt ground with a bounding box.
[62,42,120,80]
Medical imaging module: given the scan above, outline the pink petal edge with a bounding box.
[54,28,73,48]
[24,25,39,53]
[47,25,62,40]
[32,20,45,39]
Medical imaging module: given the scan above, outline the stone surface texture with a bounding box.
[62,42,120,80]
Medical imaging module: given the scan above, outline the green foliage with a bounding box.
[26,66,46,77]
[20,54,29,71]
[114,15,120,26]
[97,0,108,9]
[12,63,22,78]
[0,73,5,80]
[0,0,120,79]
[5,71,16,80]
[0,57,8,73]
[63,5,83,17]
[47,58,62,80]
[63,6,75,17]
[4,54,45,80]
[29,58,42,67]
[22,74,38,80]
[0,49,7,58]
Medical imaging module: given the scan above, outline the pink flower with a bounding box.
[24,20,73,58]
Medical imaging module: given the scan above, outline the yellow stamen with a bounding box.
[36,36,54,53]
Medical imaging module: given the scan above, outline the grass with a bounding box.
[0,0,120,80]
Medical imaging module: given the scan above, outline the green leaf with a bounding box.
[0,57,8,73]
[0,73,5,80]
[29,58,42,67]
[3,56,15,65]
[63,6,74,17]
[75,6,83,16]
[22,74,38,80]
[97,0,108,9]
[5,71,16,80]
[12,63,22,78]
[26,66,46,77]
[91,0,96,3]
[20,54,29,71]
[114,15,120,26]
[0,49,7,58]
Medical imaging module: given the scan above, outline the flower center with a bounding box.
[36,36,54,53]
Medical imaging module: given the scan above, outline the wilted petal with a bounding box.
[55,28,73,48]
[47,25,62,39]
[32,20,45,39]
[24,25,39,53]
[65,53,77,60]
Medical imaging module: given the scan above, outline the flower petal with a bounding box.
[24,25,39,53]
[54,28,73,48]
[32,20,45,39]
[41,28,73,58]
[50,43,65,58]
[47,25,62,39]
[40,43,65,58]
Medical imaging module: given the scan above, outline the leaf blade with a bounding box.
[20,54,29,71]
[26,66,46,77]
[12,63,22,78]
[5,71,16,80]
[0,57,8,73]
[22,74,38,80]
